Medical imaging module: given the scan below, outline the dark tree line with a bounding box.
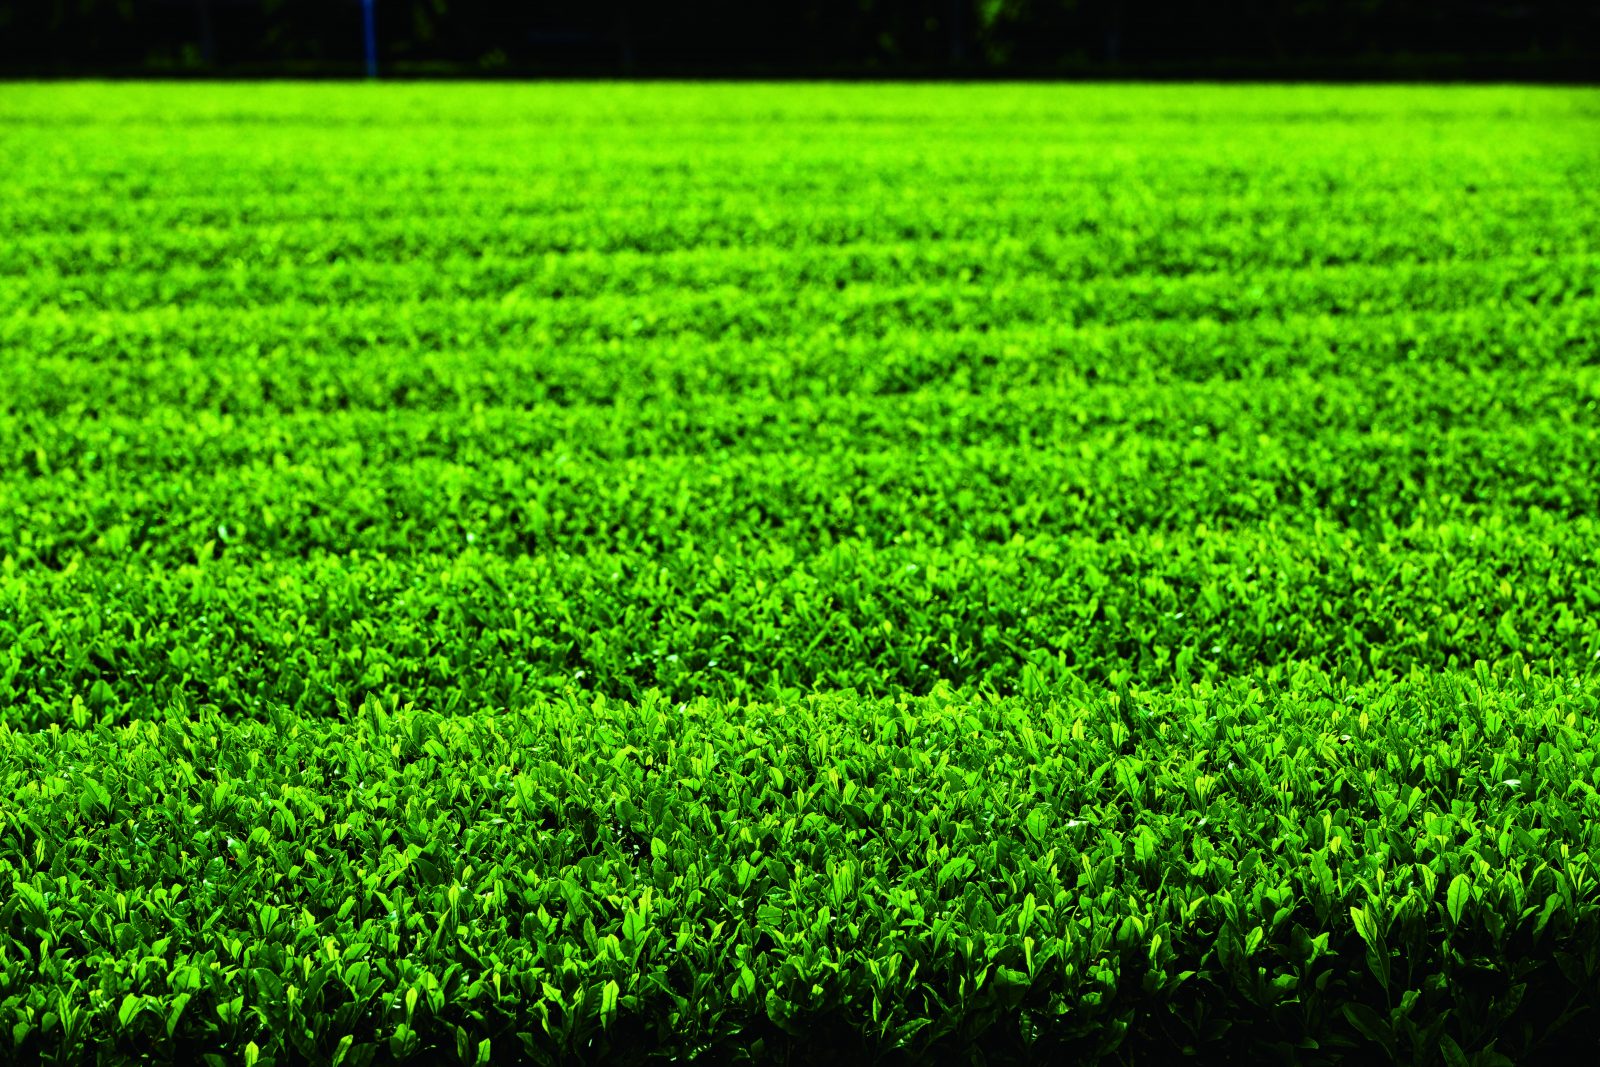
[0,1,1593,77]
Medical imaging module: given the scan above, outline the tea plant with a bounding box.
[2,82,1599,1063]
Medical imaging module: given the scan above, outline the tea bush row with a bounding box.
[5,671,1600,1064]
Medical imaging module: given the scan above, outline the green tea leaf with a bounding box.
[1447,874,1472,926]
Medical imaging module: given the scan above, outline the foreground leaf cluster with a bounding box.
[4,672,1600,1063]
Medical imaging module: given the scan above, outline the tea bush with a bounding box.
[2,83,1599,1063]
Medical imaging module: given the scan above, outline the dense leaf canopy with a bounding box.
[3,82,1600,1063]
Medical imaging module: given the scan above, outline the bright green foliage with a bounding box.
[2,83,1600,1062]
[6,674,1600,1063]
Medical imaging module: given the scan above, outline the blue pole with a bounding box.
[362,0,378,79]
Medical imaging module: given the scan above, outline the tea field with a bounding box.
[3,82,1600,1064]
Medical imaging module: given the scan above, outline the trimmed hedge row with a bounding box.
[5,671,1600,1064]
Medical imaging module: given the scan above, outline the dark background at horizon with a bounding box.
[0,1,1595,80]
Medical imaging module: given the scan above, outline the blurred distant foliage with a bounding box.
[0,0,1593,76]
